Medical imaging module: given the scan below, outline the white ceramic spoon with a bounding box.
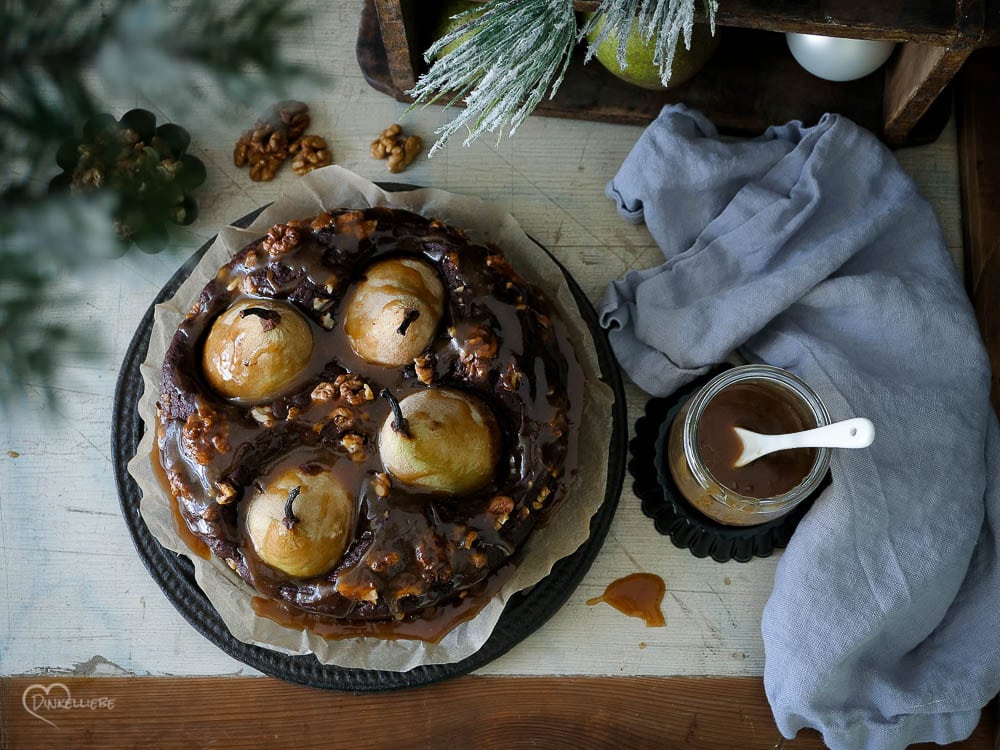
[733,417,875,468]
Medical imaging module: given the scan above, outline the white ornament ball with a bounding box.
[786,33,896,82]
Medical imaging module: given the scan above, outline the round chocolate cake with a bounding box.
[156,207,583,624]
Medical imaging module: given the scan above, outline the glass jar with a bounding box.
[667,365,831,526]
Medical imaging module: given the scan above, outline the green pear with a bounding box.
[432,0,485,59]
[245,464,355,578]
[202,298,313,402]
[586,13,718,90]
[379,388,499,496]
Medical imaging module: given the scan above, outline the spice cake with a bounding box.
[156,206,582,624]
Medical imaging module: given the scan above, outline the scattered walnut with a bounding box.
[233,101,330,182]
[289,134,333,175]
[370,123,422,173]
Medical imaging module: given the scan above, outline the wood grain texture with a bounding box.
[373,0,417,91]
[883,43,972,144]
[2,676,997,750]
[958,46,1000,412]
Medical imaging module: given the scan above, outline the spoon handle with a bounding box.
[733,417,874,467]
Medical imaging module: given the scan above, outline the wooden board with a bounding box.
[958,46,1000,412]
[2,676,997,749]
[358,0,956,146]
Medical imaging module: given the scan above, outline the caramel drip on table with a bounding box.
[586,573,666,628]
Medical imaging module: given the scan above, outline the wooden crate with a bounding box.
[356,0,995,146]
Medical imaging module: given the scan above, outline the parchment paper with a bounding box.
[127,166,614,671]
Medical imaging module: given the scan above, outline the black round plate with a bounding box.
[111,196,627,691]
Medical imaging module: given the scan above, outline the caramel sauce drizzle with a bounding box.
[149,446,211,560]
[251,564,514,643]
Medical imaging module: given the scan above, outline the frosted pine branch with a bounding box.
[409,0,718,155]
[408,0,576,156]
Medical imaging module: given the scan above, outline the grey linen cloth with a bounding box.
[599,104,1000,750]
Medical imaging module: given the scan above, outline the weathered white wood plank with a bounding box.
[0,0,965,678]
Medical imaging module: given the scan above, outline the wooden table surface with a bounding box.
[1,2,994,748]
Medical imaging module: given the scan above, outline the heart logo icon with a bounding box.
[21,682,71,728]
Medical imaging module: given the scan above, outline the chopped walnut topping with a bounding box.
[215,481,238,505]
[372,472,391,498]
[368,551,401,575]
[335,580,379,603]
[363,383,375,401]
[180,404,229,465]
[457,326,498,383]
[310,212,334,230]
[499,360,523,392]
[414,530,451,583]
[328,406,355,433]
[311,382,337,402]
[285,405,302,421]
[320,313,334,330]
[414,353,436,385]
[341,433,366,461]
[489,495,515,529]
[468,551,487,569]
[489,495,515,515]
[332,373,369,406]
[260,224,301,256]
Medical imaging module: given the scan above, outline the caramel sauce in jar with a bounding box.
[667,365,830,527]
[586,573,666,627]
[698,382,816,499]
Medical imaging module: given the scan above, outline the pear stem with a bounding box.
[282,485,301,530]
[240,307,281,331]
[379,388,411,438]
[396,308,420,336]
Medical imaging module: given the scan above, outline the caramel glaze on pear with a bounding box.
[344,256,445,367]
